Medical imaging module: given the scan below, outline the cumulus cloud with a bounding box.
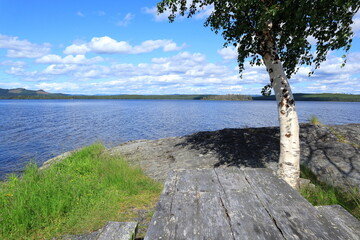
[36,54,104,64]
[5,44,360,95]
[218,46,238,60]
[63,44,90,55]
[42,64,78,75]
[64,36,185,55]
[36,82,80,91]
[0,34,51,58]
[117,13,135,27]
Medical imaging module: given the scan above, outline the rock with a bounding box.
[40,151,74,170]
[299,178,315,189]
[109,124,360,190]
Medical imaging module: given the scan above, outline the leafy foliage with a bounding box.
[158,0,359,78]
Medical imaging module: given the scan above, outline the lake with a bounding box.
[0,99,359,179]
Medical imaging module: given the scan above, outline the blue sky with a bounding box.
[0,0,359,95]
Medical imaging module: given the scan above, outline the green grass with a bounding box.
[0,143,162,239]
[309,115,322,125]
[300,165,360,220]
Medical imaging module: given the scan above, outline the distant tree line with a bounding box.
[200,94,252,101]
[253,93,360,102]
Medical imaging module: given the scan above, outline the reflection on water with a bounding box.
[0,99,359,178]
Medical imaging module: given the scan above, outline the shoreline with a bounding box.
[5,123,360,191]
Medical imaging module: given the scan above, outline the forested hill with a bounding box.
[0,88,67,98]
[253,93,360,102]
[0,88,251,100]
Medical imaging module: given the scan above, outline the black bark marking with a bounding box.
[280,110,286,115]
[269,68,273,73]
[285,133,291,138]
[289,99,295,106]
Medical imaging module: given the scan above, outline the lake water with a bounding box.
[0,99,359,179]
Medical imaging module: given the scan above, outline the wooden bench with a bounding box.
[145,168,360,239]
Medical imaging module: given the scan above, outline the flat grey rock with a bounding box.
[109,124,360,190]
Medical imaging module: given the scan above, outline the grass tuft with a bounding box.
[309,115,322,125]
[0,143,162,239]
[300,165,360,220]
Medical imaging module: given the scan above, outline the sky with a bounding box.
[0,0,360,95]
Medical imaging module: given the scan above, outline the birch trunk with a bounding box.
[261,39,300,189]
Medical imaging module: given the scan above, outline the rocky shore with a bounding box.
[109,123,360,190]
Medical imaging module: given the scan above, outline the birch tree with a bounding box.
[157,0,360,189]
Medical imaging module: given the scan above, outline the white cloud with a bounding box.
[4,44,360,95]
[0,60,26,67]
[63,44,90,55]
[117,13,135,27]
[352,12,360,35]
[143,7,170,22]
[218,46,238,60]
[36,54,104,64]
[63,36,185,55]
[144,3,214,22]
[0,34,51,58]
[88,36,132,54]
[194,5,214,20]
[36,82,80,91]
[42,64,77,75]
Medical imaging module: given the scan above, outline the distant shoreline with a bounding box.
[1,88,360,101]
[1,93,360,102]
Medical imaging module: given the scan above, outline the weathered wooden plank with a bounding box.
[243,169,353,240]
[146,170,235,240]
[222,191,286,240]
[214,168,285,240]
[316,205,360,240]
[145,191,236,240]
[146,168,359,239]
[197,192,234,240]
[175,168,221,193]
[213,167,250,193]
[144,193,175,240]
[162,169,181,195]
[96,222,137,240]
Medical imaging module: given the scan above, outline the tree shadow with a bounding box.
[300,124,360,187]
[177,126,281,168]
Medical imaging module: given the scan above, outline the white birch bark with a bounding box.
[261,38,300,189]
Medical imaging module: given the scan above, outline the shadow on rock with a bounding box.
[177,126,281,168]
